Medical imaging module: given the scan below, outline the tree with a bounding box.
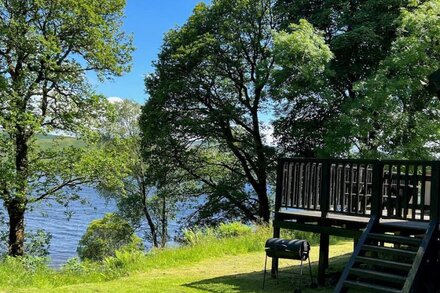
[0,0,133,256]
[270,19,334,157]
[141,0,331,222]
[77,213,142,262]
[273,0,437,158]
[98,100,182,248]
[325,0,440,159]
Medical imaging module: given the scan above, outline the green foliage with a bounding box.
[77,213,143,262]
[97,99,183,248]
[182,226,217,246]
[273,0,440,159]
[0,0,133,255]
[62,257,84,274]
[217,222,252,238]
[324,0,440,159]
[272,19,333,97]
[0,224,348,290]
[102,248,145,273]
[142,0,330,223]
[181,222,340,249]
[0,224,51,258]
[182,222,254,245]
[0,241,355,292]
[24,229,52,258]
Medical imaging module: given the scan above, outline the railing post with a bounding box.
[274,158,284,215]
[430,161,440,222]
[319,159,331,217]
[271,158,284,278]
[318,159,331,285]
[371,160,383,218]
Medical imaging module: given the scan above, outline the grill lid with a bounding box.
[265,238,310,260]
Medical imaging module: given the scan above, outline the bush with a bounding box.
[217,222,252,238]
[77,213,143,262]
[25,229,52,258]
[0,226,51,258]
[182,222,253,245]
[182,227,215,245]
[61,258,84,274]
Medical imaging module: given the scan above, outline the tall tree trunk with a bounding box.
[142,197,159,248]
[8,128,29,256]
[160,196,167,248]
[251,101,271,223]
[138,173,159,248]
[6,199,26,256]
[256,182,270,222]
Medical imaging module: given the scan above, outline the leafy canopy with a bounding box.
[273,0,440,159]
[324,0,440,158]
[141,0,331,223]
[0,0,133,255]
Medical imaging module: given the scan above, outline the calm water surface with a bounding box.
[19,186,182,267]
[25,186,115,266]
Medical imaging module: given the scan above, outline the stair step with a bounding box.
[368,233,421,246]
[380,220,428,232]
[349,268,406,284]
[344,280,402,293]
[356,256,413,271]
[362,245,417,258]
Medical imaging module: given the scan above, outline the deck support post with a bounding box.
[271,159,284,279]
[430,162,440,222]
[318,160,331,286]
[353,235,359,250]
[271,226,280,278]
[318,231,329,285]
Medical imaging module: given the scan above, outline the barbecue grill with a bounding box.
[263,238,315,292]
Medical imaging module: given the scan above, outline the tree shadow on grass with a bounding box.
[183,254,351,293]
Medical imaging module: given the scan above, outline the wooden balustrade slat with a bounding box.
[421,165,426,220]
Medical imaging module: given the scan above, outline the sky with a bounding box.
[90,1,207,104]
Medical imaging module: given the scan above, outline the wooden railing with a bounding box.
[279,159,322,211]
[276,158,440,222]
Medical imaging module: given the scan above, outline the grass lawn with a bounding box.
[14,242,352,293]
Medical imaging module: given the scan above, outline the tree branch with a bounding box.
[32,178,93,202]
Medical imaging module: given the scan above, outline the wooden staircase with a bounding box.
[334,218,438,292]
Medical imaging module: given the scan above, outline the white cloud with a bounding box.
[107,96,124,104]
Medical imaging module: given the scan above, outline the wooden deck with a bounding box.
[272,158,440,287]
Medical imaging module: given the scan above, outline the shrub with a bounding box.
[25,229,52,258]
[217,222,252,238]
[182,222,253,245]
[182,226,215,245]
[77,213,143,262]
[0,227,51,258]
[61,258,84,274]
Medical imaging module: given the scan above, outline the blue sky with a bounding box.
[90,1,206,104]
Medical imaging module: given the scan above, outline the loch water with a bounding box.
[3,186,183,267]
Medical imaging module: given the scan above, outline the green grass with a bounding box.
[0,227,353,292]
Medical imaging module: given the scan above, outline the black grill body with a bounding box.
[263,238,315,292]
[265,238,310,261]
